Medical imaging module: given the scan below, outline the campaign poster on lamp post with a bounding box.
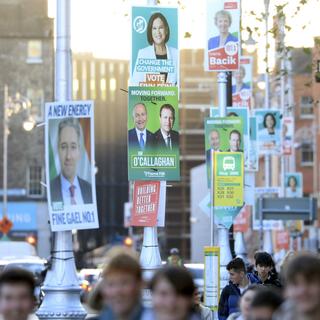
[128,86,180,181]
[131,6,179,87]
[204,247,220,311]
[205,0,240,71]
[283,116,294,155]
[255,109,281,155]
[248,116,259,171]
[214,152,244,207]
[205,116,244,187]
[285,172,303,198]
[45,101,99,232]
[232,56,252,108]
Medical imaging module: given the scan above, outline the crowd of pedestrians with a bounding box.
[0,247,319,320]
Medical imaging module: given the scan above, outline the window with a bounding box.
[27,40,42,63]
[27,166,44,197]
[301,143,313,165]
[27,88,44,119]
[300,96,314,117]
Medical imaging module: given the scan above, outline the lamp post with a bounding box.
[3,85,33,220]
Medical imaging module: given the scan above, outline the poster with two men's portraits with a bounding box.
[45,101,98,232]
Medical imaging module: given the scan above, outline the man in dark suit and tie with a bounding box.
[128,103,155,151]
[50,118,92,206]
[227,129,243,152]
[154,104,179,151]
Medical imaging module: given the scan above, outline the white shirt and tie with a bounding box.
[135,128,146,149]
[160,129,172,150]
[60,174,84,205]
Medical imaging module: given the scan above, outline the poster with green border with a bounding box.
[205,116,243,187]
[131,6,179,87]
[128,86,180,181]
[214,152,244,207]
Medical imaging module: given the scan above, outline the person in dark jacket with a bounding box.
[218,258,259,320]
[254,252,282,288]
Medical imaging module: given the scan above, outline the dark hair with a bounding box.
[227,112,238,117]
[263,113,276,128]
[0,268,36,297]
[250,287,283,311]
[227,257,246,273]
[58,117,81,143]
[150,266,195,297]
[286,253,320,284]
[147,12,170,45]
[102,253,142,281]
[229,129,241,142]
[242,284,262,296]
[287,176,297,187]
[160,104,175,121]
[255,252,274,268]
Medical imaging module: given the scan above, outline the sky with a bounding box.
[48,0,320,72]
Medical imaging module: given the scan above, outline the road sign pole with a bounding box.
[37,1,86,319]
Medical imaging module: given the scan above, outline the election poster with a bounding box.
[275,230,290,251]
[232,56,252,108]
[132,181,160,227]
[210,107,249,170]
[285,172,303,198]
[214,152,244,207]
[283,116,294,155]
[45,101,98,232]
[205,115,244,187]
[128,86,180,181]
[255,109,281,155]
[124,202,132,228]
[248,116,258,171]
[205,0,240,71]
[131,6,179,87]
[234,205,251,233]
[204,247,220,311]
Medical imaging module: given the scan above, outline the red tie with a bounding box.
[69,185,77,205]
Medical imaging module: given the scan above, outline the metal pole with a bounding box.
[217,72,233,289]
[3,85,8,218]
[210,149,215,247]
[37,1,86,319]
[263,0,273,255]
[139,0,162,307]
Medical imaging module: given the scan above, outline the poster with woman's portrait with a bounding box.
[131,6,179,87]
[255,109,281,155]
[232,56,252,108]
[205,0,240,71]
[285,173,303,198]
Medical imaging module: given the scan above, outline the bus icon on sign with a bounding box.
[223,156,235,171]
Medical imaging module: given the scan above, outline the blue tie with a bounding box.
[139,132,145,150]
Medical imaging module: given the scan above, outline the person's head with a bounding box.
[234,65,246,84]
[150,266,196,320]
[169,248,180,266]
[227,112,238,117]
[254,252,274,281]
[263,113,276,131]
[193,286,202,306]
[285,254,320,316]
[57,118,81,183]
[229,129,241,152]
[0,269,36,320]
[239,285,261,319]
[159,104,175,134]
[209,130,220,150]
[250,287,283,320]
[214,10,232,35]
[287,176,297,189]
[226,257,246,285]
[132,103,148,131]
[100,250,142,318]
[147,12,170,46]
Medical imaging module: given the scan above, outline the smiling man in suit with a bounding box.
[154,104,179,151]
[50,118,92,206]
[128,103,155,151]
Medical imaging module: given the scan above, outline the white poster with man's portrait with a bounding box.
[45,101,99,232]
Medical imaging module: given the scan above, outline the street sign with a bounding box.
[257,197,317,221]
[214,152,244,207]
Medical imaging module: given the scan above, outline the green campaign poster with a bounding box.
[205,116,243,187]
[128,86,180,181]
[214,152,244,207]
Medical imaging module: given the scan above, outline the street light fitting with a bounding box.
[244,34,257,53]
